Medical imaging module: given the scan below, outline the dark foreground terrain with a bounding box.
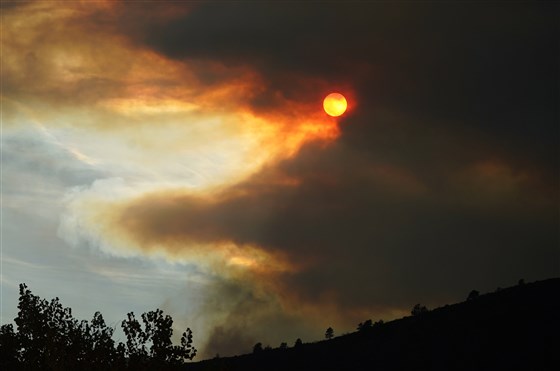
[189,278,559,371]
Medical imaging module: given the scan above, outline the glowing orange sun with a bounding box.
[323,93,347,117]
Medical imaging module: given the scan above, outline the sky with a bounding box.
[1,0,558,359]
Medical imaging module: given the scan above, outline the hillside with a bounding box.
[188,278,559,371]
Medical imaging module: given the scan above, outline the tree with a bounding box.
[0,324,19,368]
[121,312,148,364]
[357,319,373,331]
[121,309,197,367]
[6,283,128,369]
[2,283,195,369]
[253,342,263,353]
[279,342,288,350]
[15,283,81,368]
[467,290,480,301]
[411,304,428,316]
[89,311,121,368]
[325,327,334,340]
[294,338,303,348]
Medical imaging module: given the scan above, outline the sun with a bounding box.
[323,93,347,117]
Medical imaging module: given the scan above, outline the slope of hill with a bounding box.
[189,278,559,370]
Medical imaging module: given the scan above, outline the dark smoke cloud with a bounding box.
[119,129,557,308]
[106,0,559,334]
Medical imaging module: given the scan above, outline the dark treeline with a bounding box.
[0,284,196,370]
[2,278,559,370]
[191,278,559,371]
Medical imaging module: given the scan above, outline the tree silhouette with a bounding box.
[0,283,196,369]
[279,342,288,350]
[0,324,19,368]
[84,311,123,368]
[13,283,93,368]
[253,342,263,353]
[357,319,373,331]
[294,338,303,348]
[121,309,196,367]
[467,290,480,301]
[411,304,428,316]
[325,327,334,340]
